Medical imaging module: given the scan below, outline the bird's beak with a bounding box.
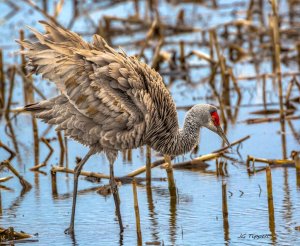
[216,126,231,147]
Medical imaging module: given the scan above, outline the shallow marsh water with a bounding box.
[0,1,300,245]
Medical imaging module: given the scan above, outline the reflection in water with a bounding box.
[169,192,177,245]
[222,181,230,244]
[146,185,160,242]
[34,172,40,199]
[282,169,293,235]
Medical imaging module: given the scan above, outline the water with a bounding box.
[1,1,300,245]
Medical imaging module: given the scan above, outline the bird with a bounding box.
[17,21,230,234]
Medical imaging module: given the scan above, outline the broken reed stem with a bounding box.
[64,135,69,171]
[19,30,28,105]
[164,155,176,196]
[244,115,300,124]
[30,138,53,171]
[51,166,165,184]
[146,145,151,186]
[266,166,276,239]
[213,135,250,153]
[0,176,13,183]
[51,168,58,195]
[222,181,229,242]
[291,151,300,188]
[0,160,31,190]
[52,166,110,180]
[32,116,39,166]
[57,131,65,166]
[5,66,16,119]
[0,191,2,216]
[0,49,4,113]
[0,140,16,161]
[247,155,294,166]
[126,158,169,177]
[127,149,132,163]
[0,227,31,240]
[132,178,142,245]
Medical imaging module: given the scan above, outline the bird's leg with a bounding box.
[108,156,124,232]
[64,147,96,235]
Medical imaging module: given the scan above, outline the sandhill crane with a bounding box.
[18,21,230,234]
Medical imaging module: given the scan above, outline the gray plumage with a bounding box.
[19,21,229,158]
[18,21,229,234]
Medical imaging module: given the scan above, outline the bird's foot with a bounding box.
[64,227,74,235]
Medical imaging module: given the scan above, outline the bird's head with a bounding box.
[190,104,230,147]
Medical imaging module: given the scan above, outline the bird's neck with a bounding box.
[150,109,201,156]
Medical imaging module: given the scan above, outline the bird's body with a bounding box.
[18,21,229,234]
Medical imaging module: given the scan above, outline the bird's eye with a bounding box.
[210,111,220,126]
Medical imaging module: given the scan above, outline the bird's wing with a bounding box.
[19,21,179,150]
[28,95,101,147]
[18,21,152,149]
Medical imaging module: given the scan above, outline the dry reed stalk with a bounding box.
[291,151,300,188]
[57,131,65,166]
[0,176,13,183]
[126,158,170,177]
[188,50,216,64]
[42,0,48,13]
[132,179,142,245]
[30,138,53,171]
[32,116,39,166]
[164,155,176,196]
[19,30,28,105]
[122,149,127,161]
[0,191,2,216]
[151,38,164,70]
[51,169,58,195]
[207,30,227,127]
[51,166,163,184]
[269,0,286,159]
[20,30,40,165]
[228,68,241,98]
[285,77,295,104]
[244,115,300,124]
[0,49,4,113]
[265,166,276,240]
[4,67,20,155]
[179,40,186,69]
[139,19,157,57]
[146,145,151,186]
[222,181,229,241]
[161,152,221,169]
[0,227,31,240]
[5,66,15,119]
[127,149,132,162]
[247,155,294,166]
[0,160,31,190]
[51,166,110,179]
[297,43,300,70]
[64,135,69,171]
[0,140,16,161]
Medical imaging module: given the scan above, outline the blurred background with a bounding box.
[0,0,300,245]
